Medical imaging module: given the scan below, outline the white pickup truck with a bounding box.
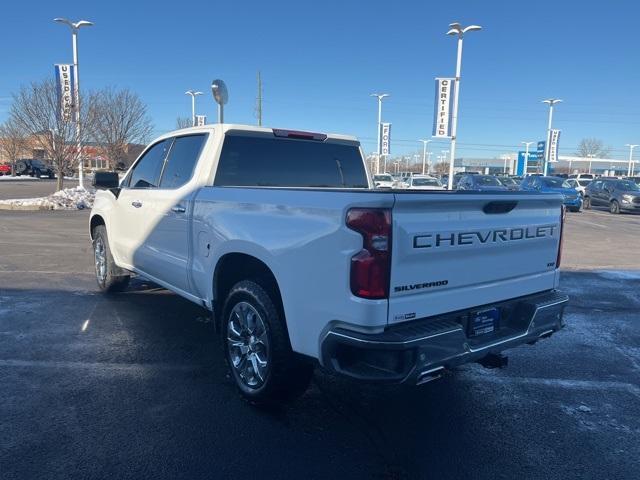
[90,124,568,404]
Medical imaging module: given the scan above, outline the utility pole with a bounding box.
[521,141,534,176]
[370,93,389,174]
[256,71,263,126]
[419,139,431,175]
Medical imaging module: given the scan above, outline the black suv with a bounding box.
[15,159,55,178]
[584,178,640,214]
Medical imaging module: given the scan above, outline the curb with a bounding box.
[0,203,54,211]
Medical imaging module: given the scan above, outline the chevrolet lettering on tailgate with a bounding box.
[413,224,558,249]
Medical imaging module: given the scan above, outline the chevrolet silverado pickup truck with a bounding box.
[90,124,568,404]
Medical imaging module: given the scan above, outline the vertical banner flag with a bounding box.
[381,123,391,155]
[432,78,455,138]
[196,115,207,126]
[548,129,561,163]
[54,64,75,122]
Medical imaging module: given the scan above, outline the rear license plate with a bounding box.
[469,308,499,337]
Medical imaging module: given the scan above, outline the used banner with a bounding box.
[432,78,455,138]
[548,129,561,163]
[54,64,75,122]
[381,122,391,155]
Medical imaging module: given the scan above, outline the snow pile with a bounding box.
[0,176,39,181]
[0,186,96,210]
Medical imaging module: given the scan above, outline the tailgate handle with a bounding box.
[483,201,517,214]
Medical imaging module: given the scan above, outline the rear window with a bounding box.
[475,176,501,186]
[373,174,393,182]
[413,178,440,186]
[214,133,368,188]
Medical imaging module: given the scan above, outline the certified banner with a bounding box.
[196,115,207,126]
[381,123,391,155]
[432,78,455,138]
[548,129,561,163]
[54,64,75,122]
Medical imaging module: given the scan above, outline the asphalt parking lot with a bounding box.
[1,205,639,479]
[0,178,79,200]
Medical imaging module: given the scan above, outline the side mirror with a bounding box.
[93,171,120,189]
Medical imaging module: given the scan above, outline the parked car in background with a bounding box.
[520,176,583,212]
[457,174,509,191]
[569,173,595,182]
[584,178,640,213]
[496,176,520,190]
[0,164,11,176]
[626,176,640,186]
[565,178,591,197]
[405,175,445,190]
[15,159,55,178]
[372,173,395,189]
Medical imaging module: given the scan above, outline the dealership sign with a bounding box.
[381,122,391,155]
[548,129,561,163]
[54,64,76,122]
[432,78,455,138]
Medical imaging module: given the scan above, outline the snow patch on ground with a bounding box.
[597,270,640,280]
[0,176,39,181]
[0,186,95,210]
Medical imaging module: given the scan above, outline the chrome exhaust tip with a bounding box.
[416,366,446,385]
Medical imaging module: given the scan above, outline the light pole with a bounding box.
[419,139,431,175]
[542,98,562,176]
[370,93,389,174]
[625,144,638,177]
[426,152,433,173]
[521,141,533,176]
[446,22,482,190]
[185,90,203,126]
[587,153,595,174]
[54,17,93,188]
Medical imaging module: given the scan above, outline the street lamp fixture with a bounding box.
[419,139,432,174]
[625,144,638,176]
[444,22,482,190]
[370,93,390,174]
[185,90,203,127]
[521,141,534,175]
[53,17,93,188]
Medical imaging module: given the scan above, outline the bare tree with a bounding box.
[175,116,193,129]
[9,78,89,190]
[576,138,610,158]
[87,87,153,170]
[433,161,449,175]
[0,119,27,176]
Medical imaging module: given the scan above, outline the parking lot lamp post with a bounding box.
[446,23,482,190]
[185,90,203,127]
[542,99,562,176]
[54,17,93,189]
[625,144,638,177]
[419,139,431,174]
[370,93,389,174]
[587,153,595,174]
[521,141,534,175]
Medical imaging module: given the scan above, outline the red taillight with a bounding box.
[346,208,392,299]
[556,205,566,268]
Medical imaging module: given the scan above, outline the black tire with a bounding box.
[583,196,591,209]
[92,225,130,293]
[610,200,620,214]
[222,279,312,405]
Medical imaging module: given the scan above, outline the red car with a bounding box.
[0,164,11,176]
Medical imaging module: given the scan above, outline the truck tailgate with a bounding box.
[388,192,563,325]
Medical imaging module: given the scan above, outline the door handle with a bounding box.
[171,205,186,213]
[131,200,142,208]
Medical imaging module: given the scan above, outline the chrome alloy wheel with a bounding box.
[227,301,270,388]
[94,237,107,283]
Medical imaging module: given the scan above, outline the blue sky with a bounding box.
[1,0,639,160]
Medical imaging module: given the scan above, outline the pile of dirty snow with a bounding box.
[0,186,95,210]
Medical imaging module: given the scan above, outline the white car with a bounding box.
[90,124,568,405]
[565,178,591,196]
[372,173,395,188]
[406,175,445,190]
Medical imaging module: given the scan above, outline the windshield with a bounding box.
[475,176,502,186]
[498,177,517,186]
[578,180,591,187]
[31,160,46,167]
[617,180,640,191]
[541,177,571,188]
[373,174,393,182]
[412,178,441,187]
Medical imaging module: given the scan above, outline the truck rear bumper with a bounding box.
[320,290,568,384]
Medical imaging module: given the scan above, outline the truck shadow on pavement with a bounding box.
[1,270,640,480]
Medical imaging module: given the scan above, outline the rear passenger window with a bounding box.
[128,140,171,189]
[214,133,368,188]
[160,134,207,189]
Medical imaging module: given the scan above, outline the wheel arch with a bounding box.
[89,214,106,239]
